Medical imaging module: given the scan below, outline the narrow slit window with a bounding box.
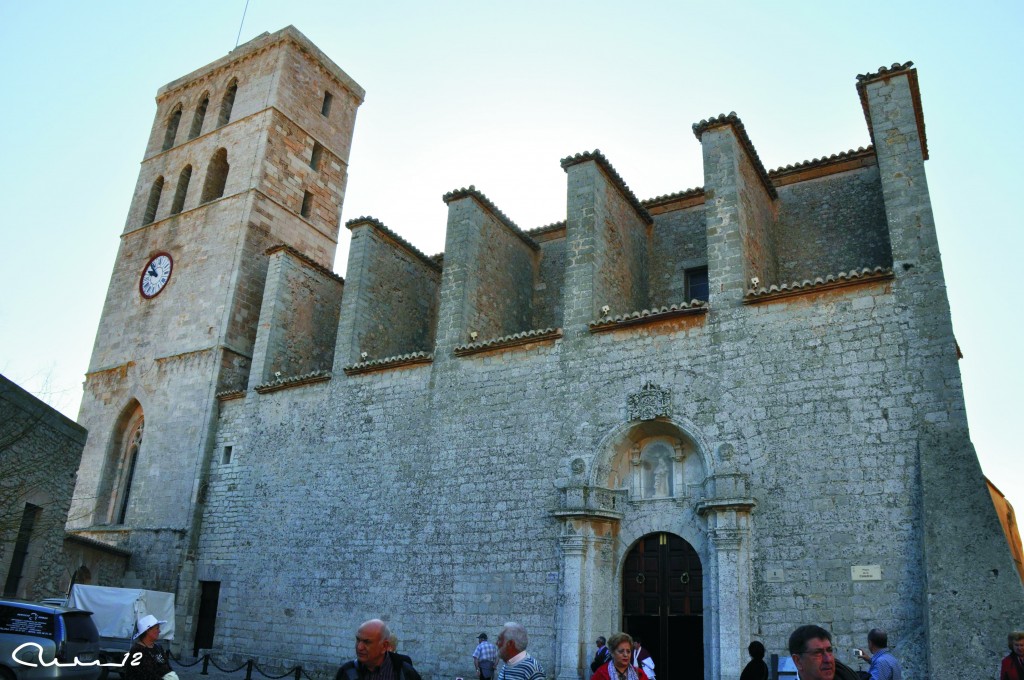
[218,80,238,127]
[201,149,229,203]
[222,445,233,464]
[170,165,192,215]
[162,106,182,151]
[310,141,323,171]
[321,91,333,117]
[189,95,209,139]
[143,176,164,225]
[300,191,313,218]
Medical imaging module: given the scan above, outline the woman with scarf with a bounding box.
[590,632,648,680]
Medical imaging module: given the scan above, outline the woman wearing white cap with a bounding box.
[126,614,177,680]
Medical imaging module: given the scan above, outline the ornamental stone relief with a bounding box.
[627,381,672,421]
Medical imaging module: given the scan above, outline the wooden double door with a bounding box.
[622,533,704,680]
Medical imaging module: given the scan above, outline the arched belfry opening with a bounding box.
[622,532,704,680]
[550,382,757,680]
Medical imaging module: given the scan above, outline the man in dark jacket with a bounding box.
[590,637,611,673]
[336,619,421,680]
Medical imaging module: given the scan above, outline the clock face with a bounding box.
[140,253,173,299]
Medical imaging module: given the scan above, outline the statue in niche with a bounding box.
[654,458,669,497]
[639,440,676,499]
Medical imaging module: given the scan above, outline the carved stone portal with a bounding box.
[627,381,672,421]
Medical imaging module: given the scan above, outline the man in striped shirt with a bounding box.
[495,622,545,680]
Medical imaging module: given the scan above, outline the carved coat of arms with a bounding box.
[627,381,671,421]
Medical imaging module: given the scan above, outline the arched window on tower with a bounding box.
[109,408,144,525]
[201,149,229,203]
[162,105,182,151]
[217,79,238,127]
[170,165,192,215]
[143,176,164,225]
[189,94,209,139]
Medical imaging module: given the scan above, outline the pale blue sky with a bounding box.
[1,1,1021,509]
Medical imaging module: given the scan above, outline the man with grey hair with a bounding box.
[336,618,421,680]
[495,622,545,680]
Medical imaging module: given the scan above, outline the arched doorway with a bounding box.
[622,532,703,680]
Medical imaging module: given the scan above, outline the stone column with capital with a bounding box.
[551,488,623,680]
[556,526,587,680]
[697,474,755,680]
[707,512,751,680]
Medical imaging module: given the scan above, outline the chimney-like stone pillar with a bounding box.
[560,151,652,329]
[433,187,539,358]
[693,114,777,305]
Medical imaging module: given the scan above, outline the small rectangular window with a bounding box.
[300,191,313,218]
[321,91,333,117]
[222,446,233,464]
[310,142,323,171]
[685,267,709,302]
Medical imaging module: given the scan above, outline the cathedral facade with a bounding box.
[67,26,1023,680]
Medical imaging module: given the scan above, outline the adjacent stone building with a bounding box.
[0,374,88,598]
[66,26,1024,680]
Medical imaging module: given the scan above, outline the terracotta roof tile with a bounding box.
[768,146,875,177]
[215,389,246,401]
[343,351,433,375]
[454,327,562,356]
[526,220,566,236]
[744,266,894,303]
[641,186,705,208]
[589,300,708,332]
[856,61,915,84]
[254,369,331,393]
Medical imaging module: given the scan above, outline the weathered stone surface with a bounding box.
[68,33,1023,680]
[1,374,93,599]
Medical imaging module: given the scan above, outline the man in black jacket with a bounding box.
[336,619,421,680]
[590,637,611,673]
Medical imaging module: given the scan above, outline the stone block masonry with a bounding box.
[69,35,1024,680]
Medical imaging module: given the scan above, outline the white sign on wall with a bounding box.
[851,565,882,581]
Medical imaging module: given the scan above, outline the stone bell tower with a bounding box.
[68,27,362,594]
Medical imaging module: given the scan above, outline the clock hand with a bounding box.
[149,266,158,277]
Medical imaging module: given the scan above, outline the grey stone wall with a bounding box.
[249,247,342,387]
[195,271,930,678]
[700,123,777,305]
[75,39,1024,680]
[62,537,129,589]
[861,66,1024,679]
[435,194,538,351]
[187,65,1024,680]
[532,230,566,330]
[71,27,363,621]
[649,206,707,306]
[773,167,892,282]
[562,158,652,326]
[335,222,440,366]
[1,375,87,600]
